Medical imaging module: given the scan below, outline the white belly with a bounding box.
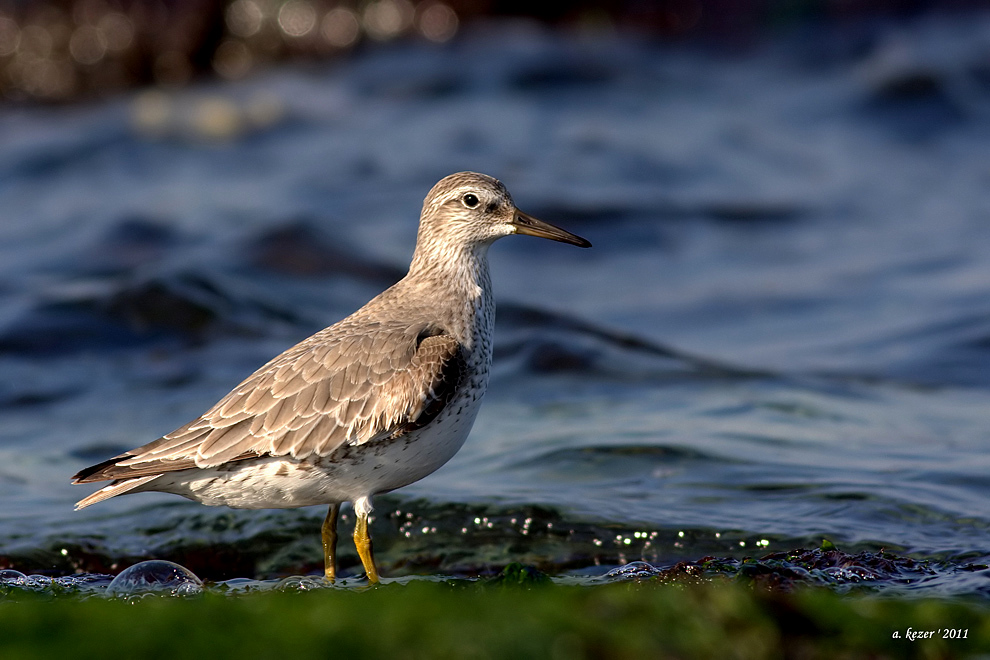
[145,394,483,509]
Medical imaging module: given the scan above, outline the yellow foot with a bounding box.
[353,496,380,584]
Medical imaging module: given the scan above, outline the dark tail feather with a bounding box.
[72,454,134,483]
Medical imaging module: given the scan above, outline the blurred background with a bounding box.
[2,0,989,103]
[1,0,990,595]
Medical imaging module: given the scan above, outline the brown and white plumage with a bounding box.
[72,171,590,582]
[74,321,463,487]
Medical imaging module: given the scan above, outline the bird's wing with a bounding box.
[72,322,464,483]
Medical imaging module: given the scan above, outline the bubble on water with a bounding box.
[106,560,203,598]
[0,569,27,582]
[0,571,58,594]
[275,575,329,592]
[603,561,662,581]
[5,572,51,587]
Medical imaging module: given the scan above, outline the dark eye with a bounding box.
[462,193,479,208]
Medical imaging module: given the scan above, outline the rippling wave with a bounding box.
[2,15,990,596]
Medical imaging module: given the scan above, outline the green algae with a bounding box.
[1,579,989,660]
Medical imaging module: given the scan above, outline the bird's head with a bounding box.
[417,172,591,254]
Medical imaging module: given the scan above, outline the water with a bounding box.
[1,16,990,596]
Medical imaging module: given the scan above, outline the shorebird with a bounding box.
[72,172,590,583]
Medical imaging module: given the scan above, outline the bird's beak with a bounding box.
[511,210,592,248]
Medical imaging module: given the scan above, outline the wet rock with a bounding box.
[658,548,956,594]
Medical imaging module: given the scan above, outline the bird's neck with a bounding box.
[405,241,495,347]
[408,241,492,299]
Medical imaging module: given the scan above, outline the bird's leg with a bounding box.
[321,503,340,581]
[353,496,380,584]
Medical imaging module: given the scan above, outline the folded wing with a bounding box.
[72,321,463,484]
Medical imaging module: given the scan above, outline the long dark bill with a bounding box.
[512,210,592,248]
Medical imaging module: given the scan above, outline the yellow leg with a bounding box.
[321,503,340,581]
[353,496,380,584]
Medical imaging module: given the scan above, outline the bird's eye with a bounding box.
[462,193,479,208]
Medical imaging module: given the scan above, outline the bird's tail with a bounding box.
[74,475,160,510]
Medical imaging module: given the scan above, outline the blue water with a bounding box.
[1,16,990,594]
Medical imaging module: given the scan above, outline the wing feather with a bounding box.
[196,418,257,464]
[244,385,277,414]
[130,429,210,462]
[271,394,301,430]
[270,369,309,398]
[263,398,288,431]
[312,419,350,456]
[72,319,465,485]
[309,378,333,414]
[271,420,313,455]
[292,382,317,416]
[328,369,347,403]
